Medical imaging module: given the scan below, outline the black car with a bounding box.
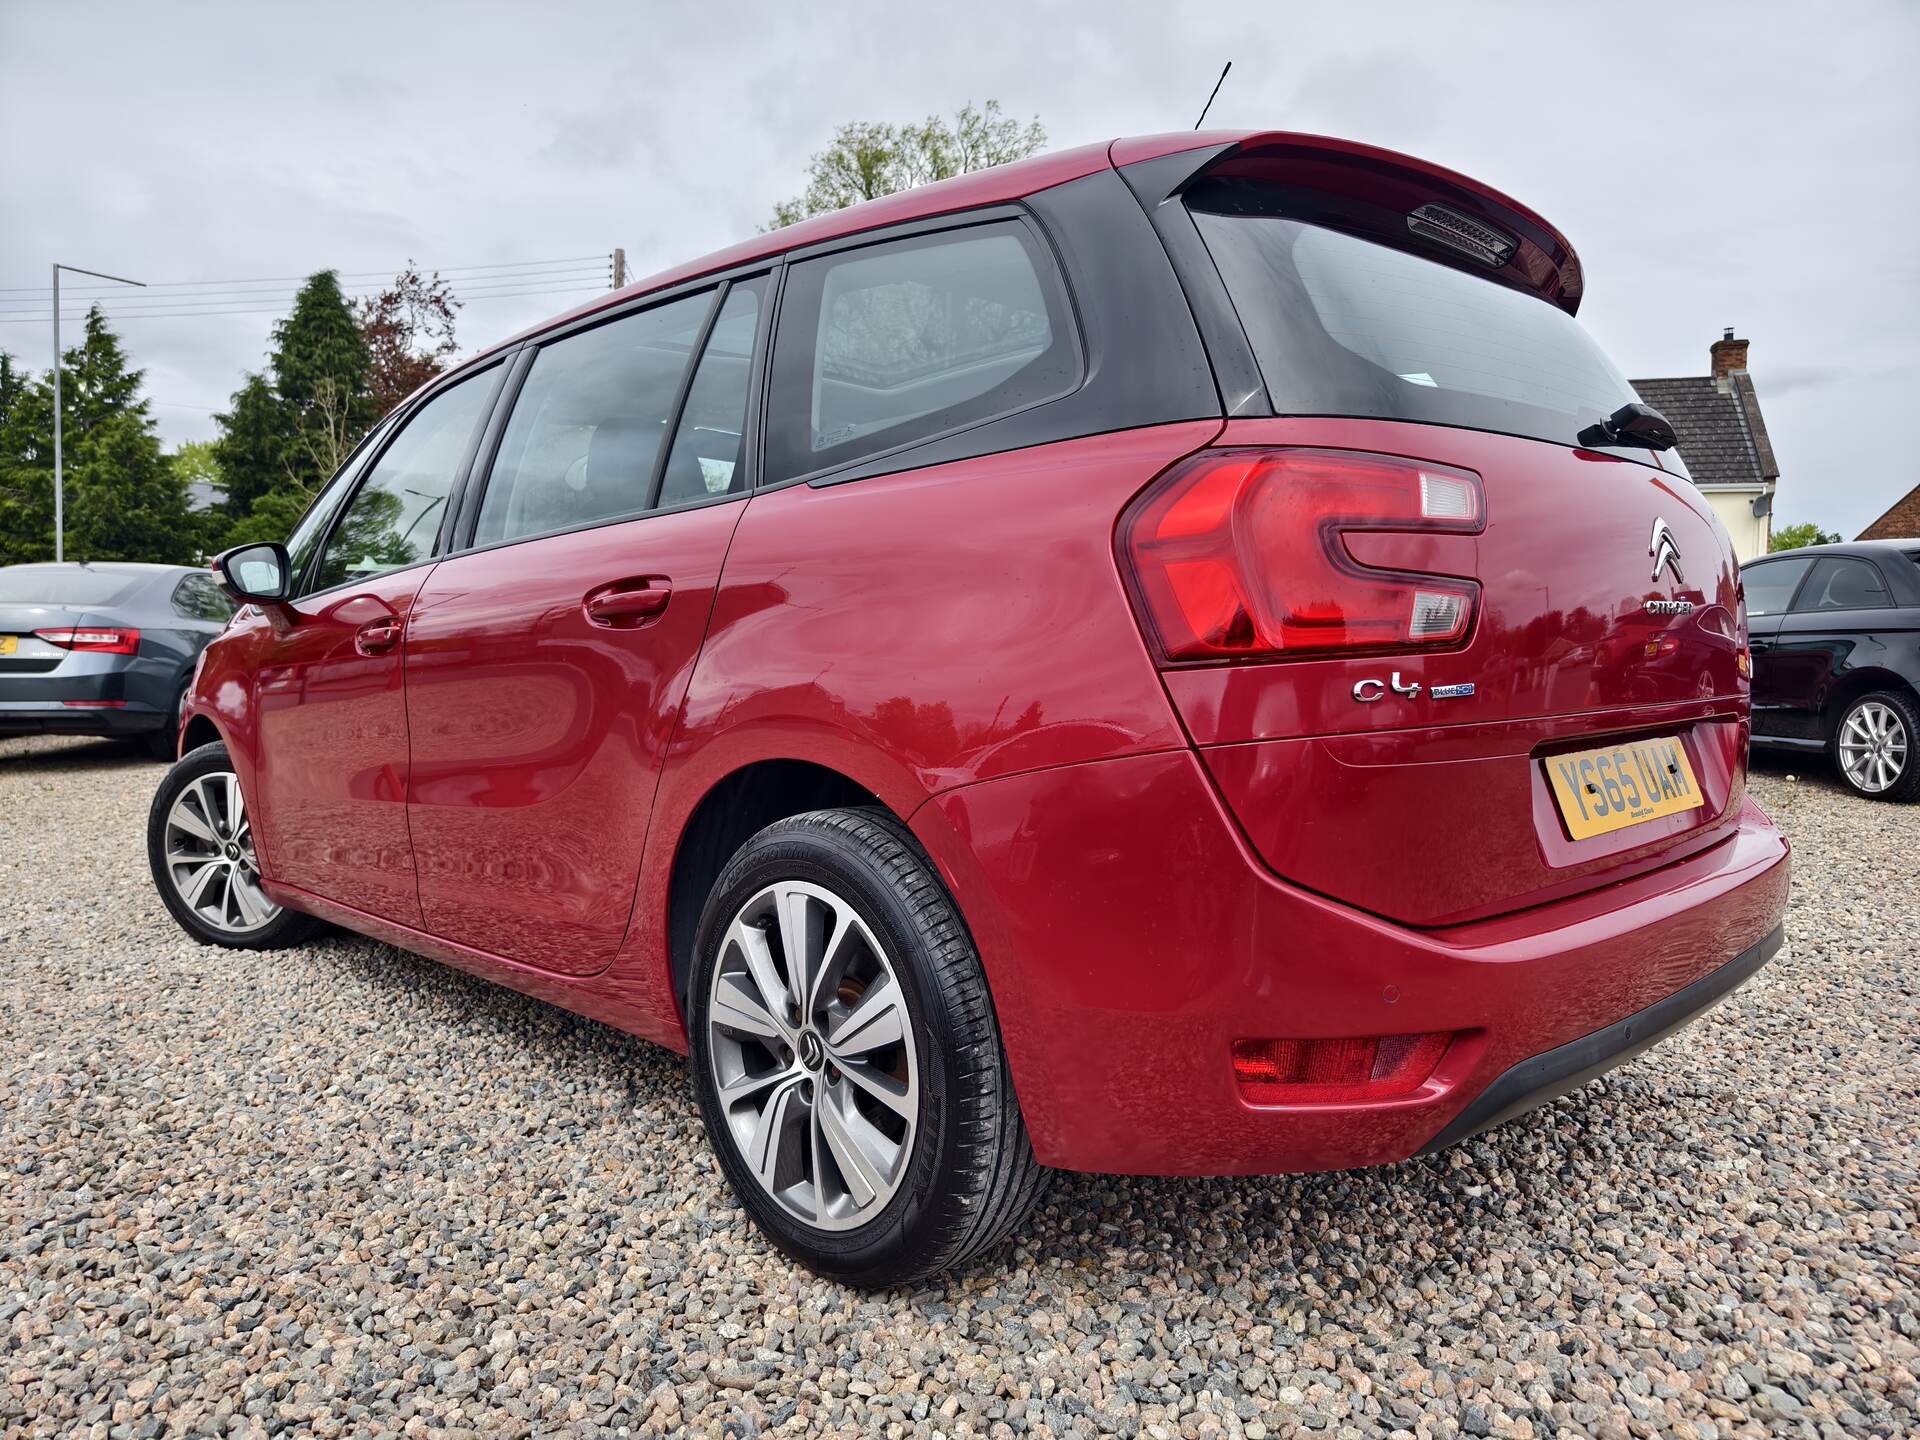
[0,562,234,759]
[1742,540,1920,800]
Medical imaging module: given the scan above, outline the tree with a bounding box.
[271,270,373,496]
[0,310,191,564]
[358,262,462,415]
[1771,523,1843,552]
[768,101,1046,229]
[211,372,290,521]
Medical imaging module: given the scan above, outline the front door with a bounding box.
[404,277,766,973]
[252,365,501,925]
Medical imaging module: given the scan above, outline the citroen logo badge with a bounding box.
[1649,517,1684,585]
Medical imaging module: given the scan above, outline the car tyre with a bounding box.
[688,806,1049,1286]
[1830,690,1920,802]
[143,681,188,761]
[147,741,322,948]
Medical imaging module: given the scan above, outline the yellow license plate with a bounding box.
[1545,735,1703,840]
[0,636,15,656]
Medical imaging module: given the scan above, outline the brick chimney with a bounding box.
[1710,327,1749,391]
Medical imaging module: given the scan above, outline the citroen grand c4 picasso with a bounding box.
[148,131,1791,1285]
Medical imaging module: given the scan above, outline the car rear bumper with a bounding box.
[0,698,168,736]
[912,748,1792,1176]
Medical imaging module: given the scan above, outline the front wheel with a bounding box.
[147,741,321,947]
[687,807,1049,1286]
[1831,691,1920,802]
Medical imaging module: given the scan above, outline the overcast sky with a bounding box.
[3,1,1916,536]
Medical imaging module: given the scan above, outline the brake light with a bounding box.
[1232,1033,1453,1105]
[1120,448,1483,662]
[35,627,140,655]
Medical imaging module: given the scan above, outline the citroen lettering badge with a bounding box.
[1649,516,1684,585]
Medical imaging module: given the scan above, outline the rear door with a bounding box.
[252,365,501,926]
[403,275,768,974]
[1766,555,1900,734]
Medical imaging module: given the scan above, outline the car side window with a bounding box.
[473,291,714,546]
[171,573,234,622]
[658,277,768,508]
[764,219,1079,483]
[1741,558,1811,618]
[308,368,496,595]
[1792,557,1891,612]
[284,416,392,589]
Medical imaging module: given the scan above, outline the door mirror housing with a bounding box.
[214,542,293,604]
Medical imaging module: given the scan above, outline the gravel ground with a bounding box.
[2,735,1915,1440]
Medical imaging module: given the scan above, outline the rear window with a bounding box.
[0,566,141,606]
[1187,182,1648,457]
[1741,558,1811,617]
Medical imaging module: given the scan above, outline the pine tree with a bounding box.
[212,372,290,520]
[0,312,191,564]
[272,271,373,494]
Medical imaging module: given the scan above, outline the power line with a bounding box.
[0,255,610,294]
[0,281,610,325]
[0,264,611,311]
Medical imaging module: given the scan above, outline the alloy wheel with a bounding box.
[1838,700,1908,794]
[161,771,281,933]
[704,879,919,1232]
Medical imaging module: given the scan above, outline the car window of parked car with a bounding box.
[1742,558,1812,618]
[308,367,496,595]
[171,573,234,622]
[657,277,768,508]
[764,220,1080,483]
[1792,556,1891,612]
[474,291,715,546]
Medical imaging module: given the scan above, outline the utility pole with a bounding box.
[612,248,626,289]
[51,263,145,562]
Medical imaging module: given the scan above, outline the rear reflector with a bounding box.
[1232,1033,1451,1105]
[35,627,140,655]
[1121,448,1484,662]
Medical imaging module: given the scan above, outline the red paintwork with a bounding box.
[402,502,744,975]
[179,133,1790,1178]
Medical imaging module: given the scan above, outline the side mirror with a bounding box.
[214,542,292,604]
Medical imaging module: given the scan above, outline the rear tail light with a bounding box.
[1232,1033,1452,1105]
[1120,448,1483,662]
[35,627,140,655]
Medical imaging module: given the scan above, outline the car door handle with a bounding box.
[355,617,404,656]
[584,580,671,627]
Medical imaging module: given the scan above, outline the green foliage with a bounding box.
[1771,522,1843,552]
[768,101,1046,229]
[217,488,310,550]
[170,438,222,490]
[212,372,291,522]
[271,272,374,495]
[0,313,192,565]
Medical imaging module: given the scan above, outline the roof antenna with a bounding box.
[1194,61,1232,130]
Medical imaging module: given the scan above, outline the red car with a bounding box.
[148,130,1790,1285]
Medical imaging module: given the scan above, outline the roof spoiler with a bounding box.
[1113,131,1585,315]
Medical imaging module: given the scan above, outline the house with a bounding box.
[1857,483,1920,540]
[1632,330,1779,562]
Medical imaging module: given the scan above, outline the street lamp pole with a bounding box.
[51,262,145,562]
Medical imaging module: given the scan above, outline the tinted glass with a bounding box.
[659,278,766,507]
[766,221,1078,481]
[310,368,494,593]
[475,291,713,545]
[1793,557,1890,611]
[0,567,139,606]
[1189,185,1648,456]
[171,573,234,621]
[1742,558,1811,618]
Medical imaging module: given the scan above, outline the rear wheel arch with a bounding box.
[1822,666,1919,730]
[666,760,890,1014]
